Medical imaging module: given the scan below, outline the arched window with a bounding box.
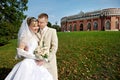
[115,21,119,29]
[93,22,98,30]
[70,25,72,31]
[74,24,77,31]
[105,21,111,30]
[80,24,83,31]
[87,23,91,30]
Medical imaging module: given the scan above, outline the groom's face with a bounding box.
[38,17,48,29]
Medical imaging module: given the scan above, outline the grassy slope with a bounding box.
[57,31,120,80]
[0,31,120,80]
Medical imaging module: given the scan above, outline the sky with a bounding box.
[24,0,120,25]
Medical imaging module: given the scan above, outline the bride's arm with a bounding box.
[18,42,25,50]
[16,43,36,59]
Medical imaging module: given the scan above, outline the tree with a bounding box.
[47,22,52,27]
[0,0,28,46]
[0,0,28,23]
[52,25,61,32]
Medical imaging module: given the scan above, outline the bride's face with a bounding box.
[29,21,39,33]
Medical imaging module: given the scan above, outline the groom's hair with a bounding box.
[38,13,48,19]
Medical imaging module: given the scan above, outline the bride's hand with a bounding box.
[35,60,45,66]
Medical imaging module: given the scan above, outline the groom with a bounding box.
[36,13,58,80]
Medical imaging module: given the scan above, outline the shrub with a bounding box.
[0,37,9,46]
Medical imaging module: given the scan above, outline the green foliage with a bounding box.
[47,22,52,27]
[51,25,61,32]
[0,0,28,23]
[47,22,61,32]
[0,31,120,80]
[0,0,28,46]
[0,37,9,46]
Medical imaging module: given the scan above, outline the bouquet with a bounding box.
[34,41,49,62]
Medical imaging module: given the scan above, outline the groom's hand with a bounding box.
[36,60,45,66]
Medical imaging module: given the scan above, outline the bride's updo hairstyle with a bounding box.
[27,17,38,27]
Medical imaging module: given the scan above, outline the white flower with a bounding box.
[34,46,49,61]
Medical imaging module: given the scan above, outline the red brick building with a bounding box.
[61,8,120,31]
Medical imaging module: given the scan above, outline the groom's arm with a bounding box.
[48,29,58,61]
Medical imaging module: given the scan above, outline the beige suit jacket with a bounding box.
[36,27,58,80]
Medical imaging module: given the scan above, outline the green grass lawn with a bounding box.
[0,31,120,80]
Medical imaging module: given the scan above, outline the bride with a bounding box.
[5,17,54,80]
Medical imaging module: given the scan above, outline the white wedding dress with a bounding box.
[5,37,53,80]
